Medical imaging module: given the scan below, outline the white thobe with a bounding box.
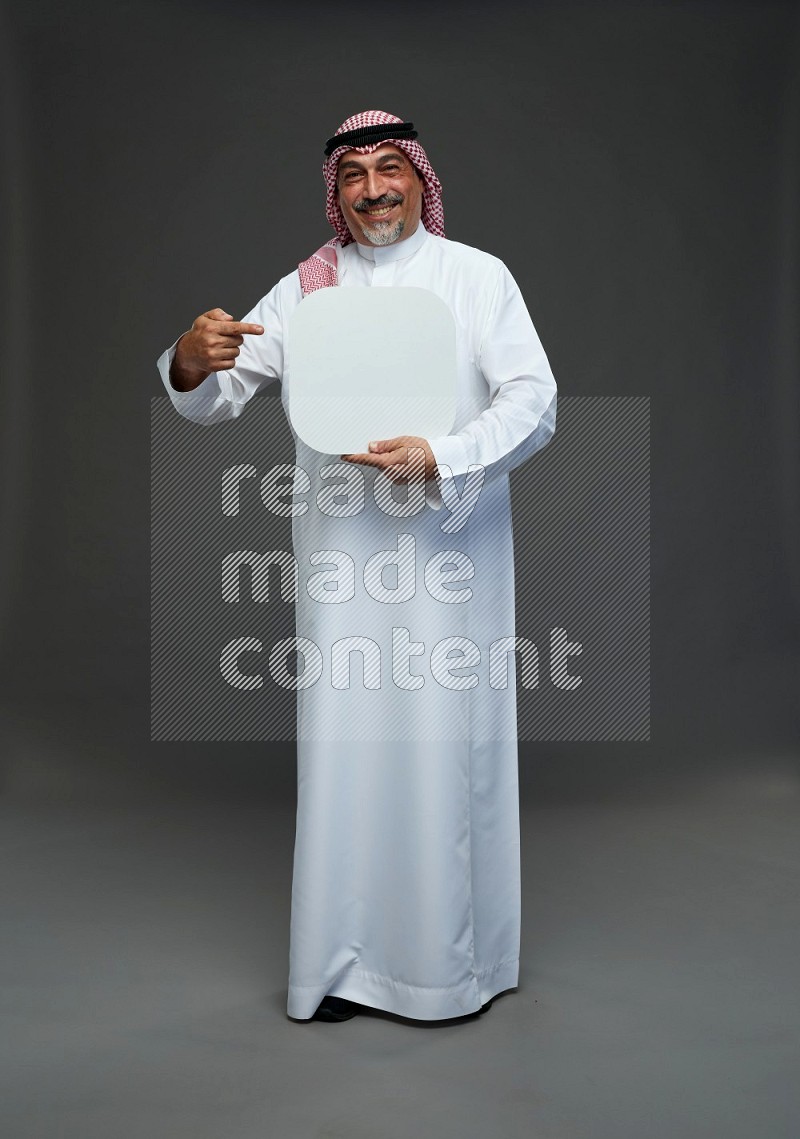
[157,221,557,1020]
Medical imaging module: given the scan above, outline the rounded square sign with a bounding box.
[287,286,457,454]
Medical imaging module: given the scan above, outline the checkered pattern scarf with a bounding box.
[298,110,444,296]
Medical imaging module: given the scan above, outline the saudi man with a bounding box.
[156,110,557,1023]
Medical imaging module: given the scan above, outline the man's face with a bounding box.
[336,144,424,247]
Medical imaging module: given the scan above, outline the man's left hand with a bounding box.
[341,436,437,484]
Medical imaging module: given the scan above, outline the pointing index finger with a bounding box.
[219,321,264,335]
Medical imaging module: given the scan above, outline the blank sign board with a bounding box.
[287,286,457,455]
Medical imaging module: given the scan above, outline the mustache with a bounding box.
[353,193,404,213]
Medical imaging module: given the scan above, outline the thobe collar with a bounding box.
[352,221,429,265]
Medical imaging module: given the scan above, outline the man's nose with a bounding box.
[364,169,388,201]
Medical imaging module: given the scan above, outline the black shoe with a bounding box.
[313,996,360,1022]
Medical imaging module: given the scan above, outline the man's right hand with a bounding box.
[170,308,265,392]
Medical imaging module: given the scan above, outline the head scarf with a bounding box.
[298,110,444,295]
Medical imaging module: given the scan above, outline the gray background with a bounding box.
[1,1,798,1137]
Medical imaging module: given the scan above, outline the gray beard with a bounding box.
[359,216,406,246]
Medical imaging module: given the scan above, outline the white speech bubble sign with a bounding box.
[287,286,457,454]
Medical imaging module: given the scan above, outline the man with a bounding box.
[157,110,557,1023]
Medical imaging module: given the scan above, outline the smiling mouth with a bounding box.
[358,201,401,219]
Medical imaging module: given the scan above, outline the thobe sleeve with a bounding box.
[155,281,288,425]
[426,262,557,500]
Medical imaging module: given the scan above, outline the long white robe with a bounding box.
[157,222,557,1020]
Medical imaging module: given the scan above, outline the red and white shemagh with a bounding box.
[298,110,445,296]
